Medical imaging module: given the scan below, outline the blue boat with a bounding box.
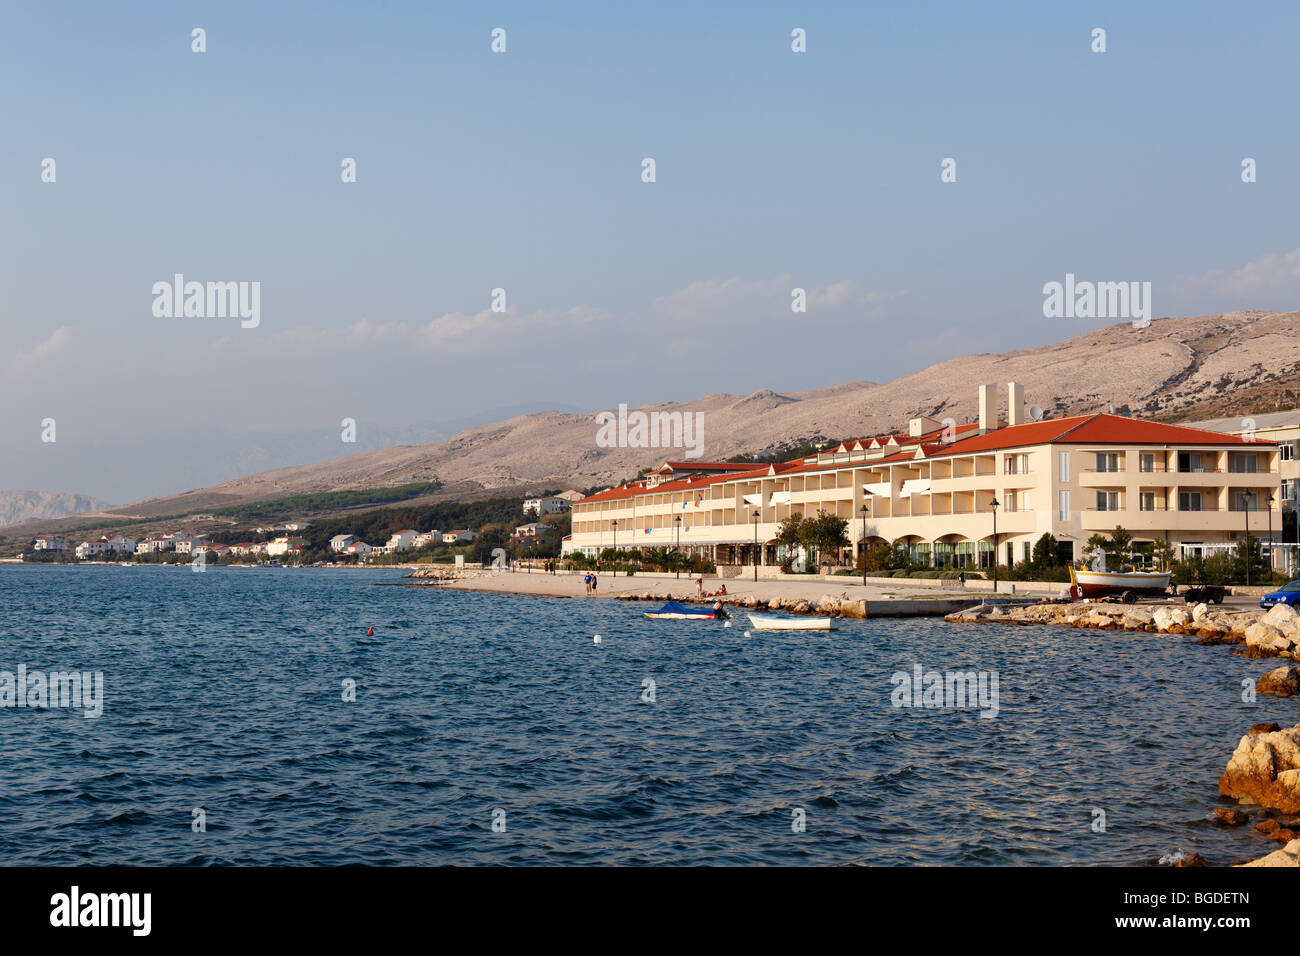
[643,600,723,620]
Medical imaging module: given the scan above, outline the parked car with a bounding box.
[1259,580,1300,608]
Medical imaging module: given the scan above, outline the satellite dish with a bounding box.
[1028,405,1044,422]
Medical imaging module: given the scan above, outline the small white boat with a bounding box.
[747,612,833,631]
[1068,565,1170,600]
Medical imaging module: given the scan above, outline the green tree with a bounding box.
[1030,533,1060,570]
[799,510,850,566]
[1151,537,1176,571]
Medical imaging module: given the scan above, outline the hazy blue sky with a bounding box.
[4,1,1300,502]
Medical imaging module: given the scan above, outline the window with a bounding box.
[1058,490,1070,521]
[1022,541,1031,562]
[1179,491,1202,512]
[1139,492,1156,511]
[1139,453,1155,473]
[1283,479,1295,501]
[1095,452,1120,473]
[1003,453,1029,475]
[1004,490,1018,512]
[1058,451,1070,482]
[1232,453,1258,474]
[1281,444,1295,462]
[1178,452,1204,473]
[1096,491,1120,511]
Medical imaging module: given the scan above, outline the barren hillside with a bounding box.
[13,309,1300,539]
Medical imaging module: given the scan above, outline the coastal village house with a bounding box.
[330,534,360,552]
[33,535,68,551]
[563,383,1282,572]
[442,529,479,544]
[522,495,576,516]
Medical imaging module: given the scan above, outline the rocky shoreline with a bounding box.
[949,598,1300,865]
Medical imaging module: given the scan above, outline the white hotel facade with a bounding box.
[564,383,1282,571]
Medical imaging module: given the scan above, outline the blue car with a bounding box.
[1259,580,1300,608]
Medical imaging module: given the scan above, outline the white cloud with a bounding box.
[1174,248,1300,303]
[4,327,72,375]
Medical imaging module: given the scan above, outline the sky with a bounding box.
[4,1,1300,503]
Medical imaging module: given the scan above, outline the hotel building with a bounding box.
[564,383,1282,571]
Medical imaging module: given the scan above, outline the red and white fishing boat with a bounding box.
[1067,565,1170,600]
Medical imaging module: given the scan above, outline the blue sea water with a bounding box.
[0,565,1295,866]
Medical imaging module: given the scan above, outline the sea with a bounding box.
[0,564,1294,866]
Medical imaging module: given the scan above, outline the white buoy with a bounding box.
[743,630,751,637]
[593,634,602,645]
[723,620,731,628]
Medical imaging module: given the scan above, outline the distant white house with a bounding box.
[284,521,312,531]
[555,490,585,502]
[103,535,135,554]
[75,541,104,558]
[330,534,359,552]
[522,496,571,516]
[345,541,373,556]
[174,535,210,555]
[514,522,551,538]
[33,535,68,551]
[266,536,305,556]
[412,530,441,548]
[386,530,418,551]
[229,541,265,556]
[442,529,478,544]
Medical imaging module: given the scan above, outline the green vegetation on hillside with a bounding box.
[210,481,442,521]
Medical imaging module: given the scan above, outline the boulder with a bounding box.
[1236,838,1300,867]
[1257,666,1300,698]
[1251,722,1282,734]
[1213,807,1250,826]
[1174,853,1208,867]
[1219,723,1300,813]
[1192,602,1210,623]
[1264,603,1300,626]
[1245,623,1291,656]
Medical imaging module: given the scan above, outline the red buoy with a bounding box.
[366,626,374,636]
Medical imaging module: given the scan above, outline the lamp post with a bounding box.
[674,514,682,579]
[859,503,869,587]
[990,497,1000,590]
[1241,492,1251,587]
[1268,493,1275,580]
[751,509,760,582]
[611,519,618,578]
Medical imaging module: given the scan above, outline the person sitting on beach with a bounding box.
[696,578,704,600]
[718,584,727,596]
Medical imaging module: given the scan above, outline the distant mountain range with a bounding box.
[10,309,1300,539]
[0,491,110,527]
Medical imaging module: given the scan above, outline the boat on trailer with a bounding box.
[643,600,723,620]
[747,612,833,631]
[1068,565,1171,601]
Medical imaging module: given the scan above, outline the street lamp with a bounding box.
[859,503,869,587]
[1240,492,1251,587]
[611,519,618,578]
[674,514,682,579]
[751,509,761,582]
[990,497,1000,590]
[1268,493,1275,581]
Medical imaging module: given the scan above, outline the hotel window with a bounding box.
[1095,452,1121,473]
[1095,491,1120,511]
[1139,453,1156,473]
[1283,479,1295,501]
[1179,491,1203,512]
[1058,490,1070,521]
[1139,492,1156,511]
[1058,452,1070,482]
[1178,452,1204,473]
[1004,453,1029,475]
[1231,453,1258,474]
[1004,490,1018,512]
[1281,444,1295,462]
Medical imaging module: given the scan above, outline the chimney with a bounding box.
[1007,382,1025,427]
[977,384,996,434]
